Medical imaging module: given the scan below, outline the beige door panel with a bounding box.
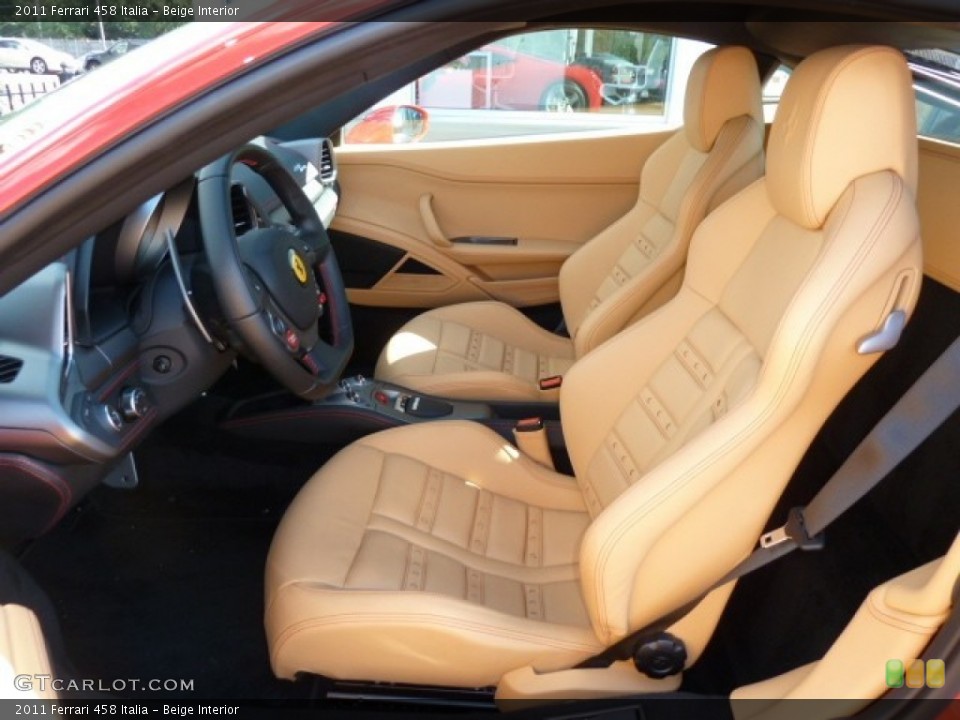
[732,532,960,720]
[334,217,489,308]
[333,130,674,307]
[918,138,960,291]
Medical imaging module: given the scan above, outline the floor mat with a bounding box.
[684,278,960,694]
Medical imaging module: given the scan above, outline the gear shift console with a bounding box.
[334,375,483,424]
[220,374,560,446]
[402,395,453,418]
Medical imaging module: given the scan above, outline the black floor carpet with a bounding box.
[19,415,338,700]
[684,278,960,694]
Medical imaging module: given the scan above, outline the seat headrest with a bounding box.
[684,45,763,153]
[767,45,918,230]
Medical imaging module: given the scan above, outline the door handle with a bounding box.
[419,194,452,248]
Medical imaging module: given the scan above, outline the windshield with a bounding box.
[0,22,204,155]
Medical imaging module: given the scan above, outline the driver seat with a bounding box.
[374,45,765,401]
[265,46,922,696]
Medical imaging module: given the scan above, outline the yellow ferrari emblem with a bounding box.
[288,249,308,285]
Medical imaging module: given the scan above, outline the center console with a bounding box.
[219,374,563,450]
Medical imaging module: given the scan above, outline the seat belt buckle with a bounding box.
[760,507,825,551]
[515,417,544,433]
[538,375,563,391]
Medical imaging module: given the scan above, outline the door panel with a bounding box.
[918,138,960,292]
[332,130,673,308]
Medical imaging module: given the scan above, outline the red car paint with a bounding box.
[417,42,604,111]
[0,22,334,215]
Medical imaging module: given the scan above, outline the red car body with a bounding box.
[417,42,604,111]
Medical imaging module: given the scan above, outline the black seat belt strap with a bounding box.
[577,334,960,674]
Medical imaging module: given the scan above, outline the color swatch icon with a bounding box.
[886,659,947,689]
[886,659,904,688]
[926,659,945,689]
[906,659,926,688]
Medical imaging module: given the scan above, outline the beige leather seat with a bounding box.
[267,46,922,698]
[375,45,765,401]
[0,604,57,699]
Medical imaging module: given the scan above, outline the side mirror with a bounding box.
[345,105,430,145]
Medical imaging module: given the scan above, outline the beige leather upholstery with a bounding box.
[374,301,575,402]
[267,46,922,694]
[0,604,56,700]
[266,421,602,686]
[376,46,764,401]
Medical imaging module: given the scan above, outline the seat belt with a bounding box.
[577,334,960,677]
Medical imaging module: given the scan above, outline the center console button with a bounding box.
[373,390,388,405]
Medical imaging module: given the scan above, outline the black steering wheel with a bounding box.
[197,143,353,400]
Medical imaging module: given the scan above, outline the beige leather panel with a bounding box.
[376,301,574,401]
[266,422,602,685]
[732,537,959,719]
[496,661,680,701]
[0,604,56,700]
[337,216,489,309]
[334,131,667,308]
[917,137,960,290]
[767,46,918,229]
[684,46,764,153]
[468,275,562,307]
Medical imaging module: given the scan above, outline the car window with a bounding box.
[342,28,714,144]
[761,51,960,146]
[908,49,960,144]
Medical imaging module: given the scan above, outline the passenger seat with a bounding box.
[375,45,765,401]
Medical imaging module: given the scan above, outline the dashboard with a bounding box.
[0,137,339,544]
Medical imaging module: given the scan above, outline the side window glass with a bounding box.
[908,49,960,145]
[343,29,715,145]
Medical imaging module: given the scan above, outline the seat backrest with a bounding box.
[0,603,56,699]
[560,46,922,654]
[558,45,765,358]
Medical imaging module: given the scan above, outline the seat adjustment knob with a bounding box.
[633,632,687,679]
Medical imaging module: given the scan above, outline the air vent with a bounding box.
[319,138,337,183]
[230,184,252,235]
[0,355,23,384]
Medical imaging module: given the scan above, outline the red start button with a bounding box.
[373,390,389,404]
[284,329,300,351]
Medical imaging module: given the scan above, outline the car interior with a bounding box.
[0,14,958,720]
